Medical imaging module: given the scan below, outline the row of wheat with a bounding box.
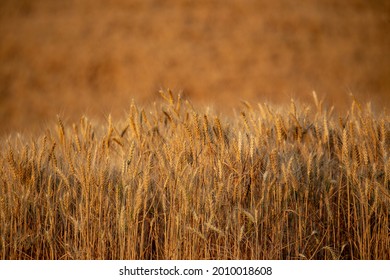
[0,90,389,259]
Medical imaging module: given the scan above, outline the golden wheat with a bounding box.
[0,91,389,260]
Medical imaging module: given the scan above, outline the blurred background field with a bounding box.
[0,0,389,135]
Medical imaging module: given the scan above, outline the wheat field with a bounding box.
[0,90,389,260]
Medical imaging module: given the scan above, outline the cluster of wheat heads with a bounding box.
[0,90,389,260]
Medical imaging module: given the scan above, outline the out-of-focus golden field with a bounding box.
[0,0,389,135]
[0,0,389,260]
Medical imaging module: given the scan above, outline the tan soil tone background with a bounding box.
[0,0,389,135]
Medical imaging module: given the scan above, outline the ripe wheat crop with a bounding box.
[1,90,389,259]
